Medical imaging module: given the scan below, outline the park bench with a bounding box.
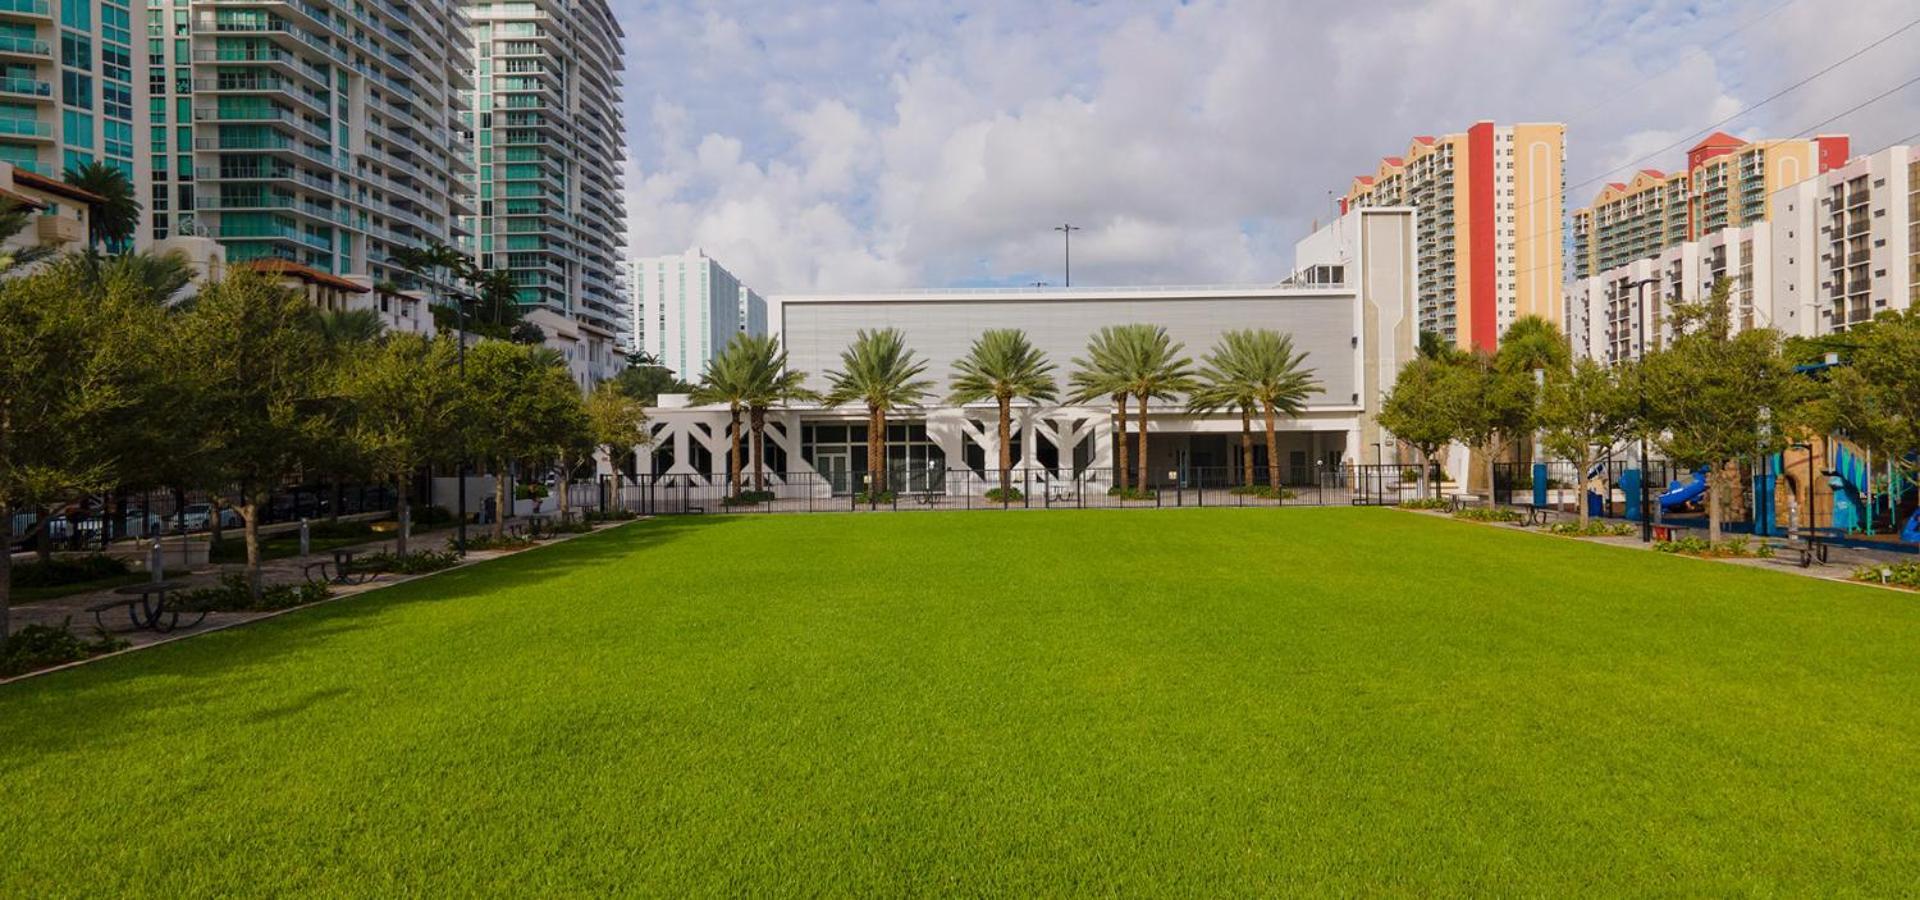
[1524,507,1552,527]
[1650,524,1693,542]
[302,549,377,586]
[1767,541,1829,569]
[911,492,942,507]
[86,580,204,633]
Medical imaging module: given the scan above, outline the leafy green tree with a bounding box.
[1538,358,1637,526]
[586,381,650,503]
[740,335,817,493]
[1069,326,1140,492]
[0,259,165,634]
[1450,352,1538,509]
[171,269,334,597]
[1640,278,1802,541]
[1418,330,1465,363]
[689,335,758,498]
[463,342,583,539]
[336,334,466,556]
[611,353,695,404]
[1810,309,1920,483]
[1116,325,1197,493]
[62,161,140,251]
[824,328,932,497]
[949,329,1057,496]
[1376,357,1461,500]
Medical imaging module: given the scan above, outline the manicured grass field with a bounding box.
[4,509,1918,894]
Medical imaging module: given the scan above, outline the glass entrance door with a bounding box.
[817,452,853,495]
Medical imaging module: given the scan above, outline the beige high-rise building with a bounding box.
[1342,121,1565,350]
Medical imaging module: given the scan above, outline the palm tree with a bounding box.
[1069,326,1139,493]
[824,328,932,498]
[1116,325,1197,494]
[75,250,194,305]
[1495,315,1571,375]
[471,268,525,328]
[1188,354,1261,489]
[689,335,758,498]
[1215,330,1321,491]
[313,308,387,351]
[390,240,473,317]
[740,335,817,493]
[62,161,139,251]
[950,329,1057,497]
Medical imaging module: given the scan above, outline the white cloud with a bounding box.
[617,0,1920,292]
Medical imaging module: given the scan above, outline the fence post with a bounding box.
[1023,470,1031,509]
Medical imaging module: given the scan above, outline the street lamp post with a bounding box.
[1054,224,1081,287]
[1633,276,1659,543]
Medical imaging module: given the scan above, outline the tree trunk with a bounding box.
[0,503,12,639]
[868,406,886,497]
[1136,393,1151,495]
[1240,406,1255,488]
[558,459,572,524]
[493,471,508,541]
[750,407,767,493]
[242,490,265,599]
[1420,449,1435,500]
[209,497,226,547]
[395,487,411,558]
[609,452,624,514]
[1707,474,1724,544]
[1114,394,1130,493]
[727,407,743,498]
[1263,402,1282,491]
[1485,444,1500,510]
[998,395,1013,494]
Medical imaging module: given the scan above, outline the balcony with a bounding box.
[0,33,49,59]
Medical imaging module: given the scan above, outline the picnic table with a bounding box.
[1524,506,1552,527]
[302,548,377,586]
[87,580,205,634]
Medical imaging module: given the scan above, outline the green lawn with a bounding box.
[4,509,1918,894]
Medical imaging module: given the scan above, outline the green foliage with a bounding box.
[1855,561,1920,589]
[1195,329,1322,490]
[951,329,1056,493]
[1398,498,1452,510]
[1653,537,1774,559]
[1,620,125,678]
[1104,486,1158,501]
[1547,521,1636,537]
[852,491,898,505]
[1808,309,1920,479]
[1378,357,1461,476]
[983,487,1025,503]
[62,160,140,249]
[177,574,331,613]
[587,381,651,471]
[515,483,549,501]
[357,549,462,576]
[723,490,778,506]
[1228,485,1296,500]
[336,333,466,556]
[827,329,933,493]
[1452,507,1525,523]
[1494,315,1573,376]
[1539,358,1636,475]
[458,534,535,553]
[584,510,638,523]
[610,356,695,404]
[10,555,130,589]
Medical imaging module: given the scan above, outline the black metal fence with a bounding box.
[592,466,1455,516]
[8,483,399,553]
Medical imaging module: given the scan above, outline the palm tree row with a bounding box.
[695,325,1319,498]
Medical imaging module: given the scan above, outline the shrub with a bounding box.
[1654,537,1774,559]
[1105,487,1157,501]
[723,490,778,506]
[1856,562,1920,589]
[357,549,461,575]
[853,491,897,505]
[984,487,1024,503]
[1,620,127,678]
[10,554,131,589]
[458,534,535,553]
[545,519,594,535]
[1547,521,1636,537]
[176,574,331,613]
[584,510,637,523]
[515,483,549,501]
[1229,485,1296,500]
[1453,507,1525,524]
[410,506,457,527]
[1398,498,1451,511]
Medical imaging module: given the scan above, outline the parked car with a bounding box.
[173,503,243,533]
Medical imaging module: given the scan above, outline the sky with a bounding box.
[612,0,1920,293]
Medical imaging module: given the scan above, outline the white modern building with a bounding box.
[1569,143,1918,362]
[631,248,769,378]
[641,208,1416,495]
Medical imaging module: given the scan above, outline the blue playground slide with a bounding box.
[1659,469,1709,512]
[1585,462,1607,518]
[1902,509,1920,544]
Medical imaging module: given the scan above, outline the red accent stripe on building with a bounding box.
[1815,135,1851,172]
[1466,121,1498,351]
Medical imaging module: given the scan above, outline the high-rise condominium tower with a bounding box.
[145,0,476,282]
[0,1,140,188]
[1341,122,1566,350]
[464,0,628,340]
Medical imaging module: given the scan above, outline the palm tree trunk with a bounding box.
[1136,393,1151,495]
[869,405,886,497]
[750,407,767,493]
[1114,394,1130,492]
[998,396,1013,494]
[1263,402,1283,490]
[727,407,743,497]
[1240,406,1255,488]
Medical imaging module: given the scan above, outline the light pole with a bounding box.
[1054,224,1081,287]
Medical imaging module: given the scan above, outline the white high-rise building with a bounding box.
[631,249,768,379]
